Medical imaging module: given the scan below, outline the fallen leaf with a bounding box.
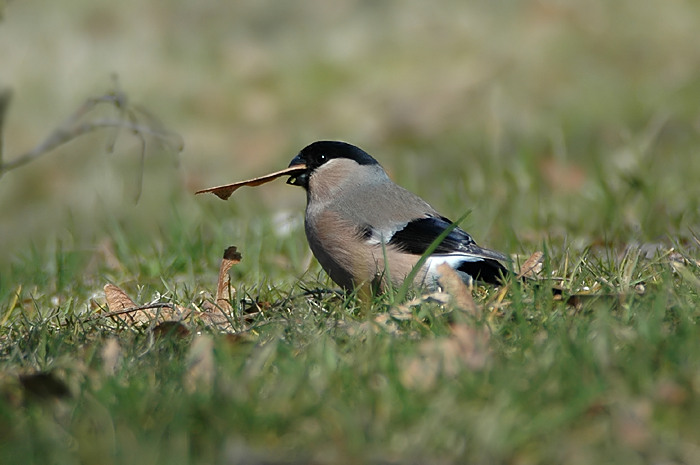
[104,283,136,312]
[195,164,307,200]
[196,305,235,331]
[184,335,215,392]
[103,284,191,324]
[197,246,243,331]
[436,263,477,315]
[517,251,544,279]
[216,246,242,313]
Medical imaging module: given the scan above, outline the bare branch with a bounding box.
[0,83,184,196]
[0,119,178,173]
[97,302,180,319]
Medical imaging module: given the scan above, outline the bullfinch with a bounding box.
[286,141,509,291]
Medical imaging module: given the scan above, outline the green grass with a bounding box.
[2,244,699,464]
[2,1,700,464]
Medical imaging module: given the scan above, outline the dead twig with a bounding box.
[98,302,185,319]
[0,80,183,201]
[1,119,177,173]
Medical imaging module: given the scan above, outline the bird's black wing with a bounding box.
[386,216,510,284]
[387,216,476,255]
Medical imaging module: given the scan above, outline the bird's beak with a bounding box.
[286,155,307,186]
[286,168,307,186]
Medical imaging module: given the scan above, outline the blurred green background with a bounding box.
[1,0,699,275]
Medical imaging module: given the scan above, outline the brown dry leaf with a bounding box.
[196,305,235,332]
[436,263,477,314]
[215,246,242,313]
[101,337,121,376]
[196,246,243,331]
[104,283,137,312]
[103,284,191,324]
[184,335,215,393]
[517,251,544,279]
[195,164,307,200]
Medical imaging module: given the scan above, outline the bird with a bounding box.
[285,140,509,292]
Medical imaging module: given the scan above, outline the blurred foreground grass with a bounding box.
[1,1,700,464]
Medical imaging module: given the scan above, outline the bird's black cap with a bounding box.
[287,141,378,188]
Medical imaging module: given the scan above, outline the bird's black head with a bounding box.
[286,141,378,188]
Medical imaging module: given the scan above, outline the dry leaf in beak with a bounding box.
[195,165,307,200]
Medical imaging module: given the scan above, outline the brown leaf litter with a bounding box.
[100,246,245,333]
[103,284,191,325]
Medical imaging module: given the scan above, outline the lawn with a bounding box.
[1,1,700,464]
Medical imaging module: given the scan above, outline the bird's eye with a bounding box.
[318,154,327,162]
